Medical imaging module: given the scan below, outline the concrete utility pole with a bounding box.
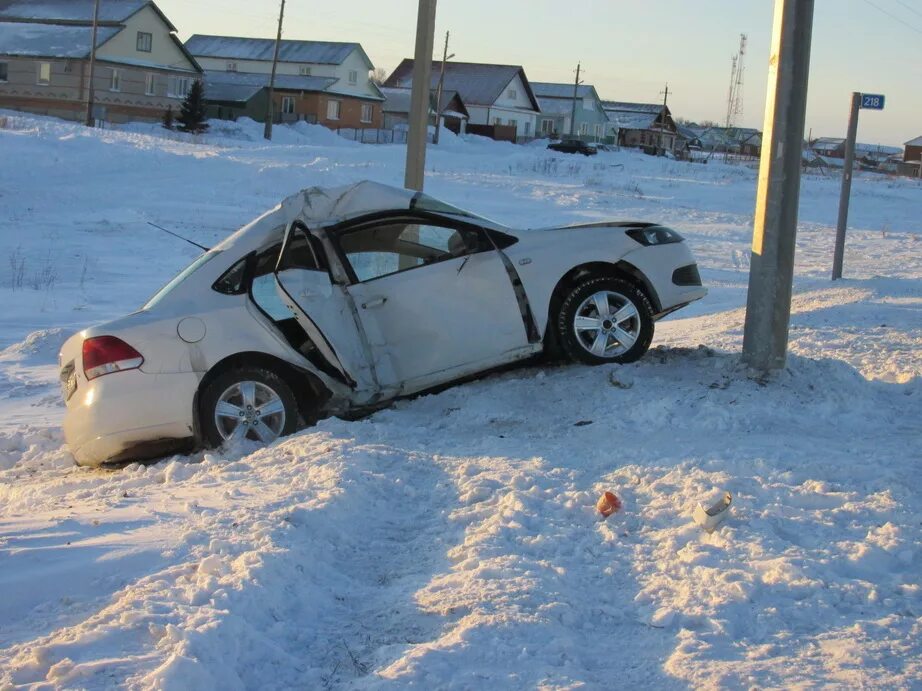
[263,0,286,141]
[83,0,101,126]
[741,0,815,372]
[569,62,581,138]
[433,31,454,146]
[405,0,437,191]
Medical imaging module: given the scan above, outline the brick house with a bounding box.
[904,136,922,163]
[186,35,384,129]
[0,0,202,124]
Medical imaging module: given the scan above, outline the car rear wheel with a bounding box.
[200,367,298,449]
[556,276,654,365]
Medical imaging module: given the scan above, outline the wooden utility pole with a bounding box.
[264,0,286,141]
[405,0,437,191]
[83,0,101,126]
[433,31,451,145]
[569,62,581,138]
[831,92,861,280]
[742,0,815,371]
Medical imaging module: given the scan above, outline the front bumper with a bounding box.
[623,242,707,313]
[63,369,198,466]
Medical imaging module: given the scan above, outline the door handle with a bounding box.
[361,296,387,309]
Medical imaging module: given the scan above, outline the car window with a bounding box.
[248,243,289,321]
[339,222,470,282]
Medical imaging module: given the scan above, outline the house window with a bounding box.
[360,103,373,123]
[226,62,237,72]
[541,119,553,135]
[508,89,516,99]
[0,62,7,82]
[168,76,191,98]
[136,31,152,52]
[348,70,358,84]
[37,62,51,85]
[110,68,121,92]
[594,124,602,138]
[281,95,295,114]
[579,122,589,135]
[299,65,311,76]
[524,121,531,136]
[493,117,501,125]
[145,72,156,96]
[508,118,517,130]
[327,99,341,120]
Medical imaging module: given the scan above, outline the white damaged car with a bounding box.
[59,181,706,466]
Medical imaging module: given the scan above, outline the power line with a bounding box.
[892,0,922,20]
[860,0,922,34]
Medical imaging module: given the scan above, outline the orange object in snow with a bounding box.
[597,491,622,517]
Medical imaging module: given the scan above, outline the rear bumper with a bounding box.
[63,369,198,466]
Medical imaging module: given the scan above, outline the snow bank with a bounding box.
[0,111,920,688]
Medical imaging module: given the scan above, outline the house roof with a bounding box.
[380,87,468,118]
[531,81,597,100]
[536,97,576,117]
[0,0,150,24]
[906,136,922,147]
[601,101,663,115]
[0,20,118,57]
[202,70,337,103]
[186,34,367,67]
[384,59,540,111]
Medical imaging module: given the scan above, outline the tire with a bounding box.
[199,367,299,449]
[556,276,654,365]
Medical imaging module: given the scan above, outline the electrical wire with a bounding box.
[892,0,922,20]
[860,0,922,34]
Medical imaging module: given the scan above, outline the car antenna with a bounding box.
[146,221,211,252]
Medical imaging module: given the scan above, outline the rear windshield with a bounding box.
[143,251,221,310]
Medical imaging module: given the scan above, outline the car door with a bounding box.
[273,221,380,393]
[331,216,537,393]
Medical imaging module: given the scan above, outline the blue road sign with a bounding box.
[860,94,885,110]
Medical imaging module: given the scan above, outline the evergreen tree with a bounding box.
[177,80,209,134]
[161,105,174,130]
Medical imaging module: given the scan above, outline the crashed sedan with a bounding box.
[59,181,706,466]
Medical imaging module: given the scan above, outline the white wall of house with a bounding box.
[493,74,532,110]
[467,104,537,138]
[96,5,196,71]
[195,49,378,99]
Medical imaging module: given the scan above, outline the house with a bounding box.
[185,35,384,128]
[0,0,201,123]
[698,126,762,157]
[384,60,541,140]
[902,136,922,163]
[811,137,845,158]
[380,86,468,133]
[602,101,677,153]
[530,82,608,141]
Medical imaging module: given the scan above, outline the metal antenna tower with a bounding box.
[725,33,748,129]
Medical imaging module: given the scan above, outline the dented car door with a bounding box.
[273,221,380,393]
[332,217,537,394]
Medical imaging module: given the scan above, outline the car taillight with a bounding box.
[82,336,144,380]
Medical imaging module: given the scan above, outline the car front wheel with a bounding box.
[556,276,654,365]
[200,367,299,449]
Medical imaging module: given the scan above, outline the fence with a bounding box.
[334,127,435,145]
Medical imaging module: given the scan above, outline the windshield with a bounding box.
[143,251,221,310]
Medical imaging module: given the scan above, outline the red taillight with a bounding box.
[82,336,144,380]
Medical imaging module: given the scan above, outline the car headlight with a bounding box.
[626,226,684,246]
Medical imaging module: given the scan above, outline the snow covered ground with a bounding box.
[0,113,919,689]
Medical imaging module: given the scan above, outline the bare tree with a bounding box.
[370,67,388,86]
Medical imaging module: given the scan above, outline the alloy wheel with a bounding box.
[213,380,287,444]
[572,290,641,358]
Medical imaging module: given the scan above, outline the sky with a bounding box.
[160,0,922,147]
